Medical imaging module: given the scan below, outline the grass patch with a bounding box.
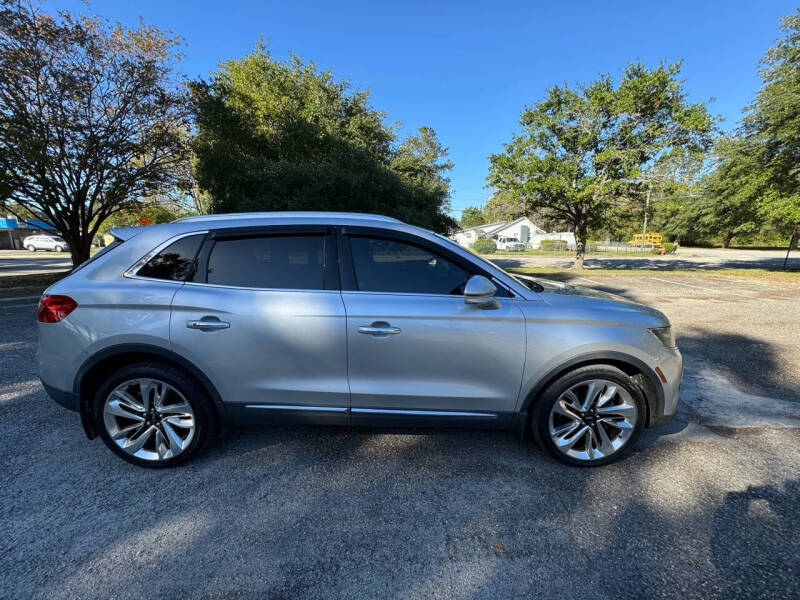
[506,267,800,280]
[0,271,69,294]
[489,250,650,257]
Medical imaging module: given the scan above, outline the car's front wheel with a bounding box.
[530,365,645,467]
[54,245,63,252]
[93,362,216,467]
[26,244,35,252]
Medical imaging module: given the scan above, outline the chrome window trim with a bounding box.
[183,281,338,294]
[351,408,497,418]
[245,404,348,413]
[123,230,208,282]
[340,289,519,302]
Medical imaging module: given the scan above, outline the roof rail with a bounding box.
[174,211,403,224]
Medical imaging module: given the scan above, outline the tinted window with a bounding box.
[137,234,204,281]
[207,235,324,289]
[349,237,469,295]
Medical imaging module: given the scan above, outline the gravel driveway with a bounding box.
[1,272,798,599]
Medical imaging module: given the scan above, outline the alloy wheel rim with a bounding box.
[103,378,195,461]
[548,379,638,461]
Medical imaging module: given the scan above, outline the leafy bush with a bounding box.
[472,238,497,254]
[540,239,568,251]
[649,242,675,255]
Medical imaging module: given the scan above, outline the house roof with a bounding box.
[457,216,545,235]
[458,220,507,234]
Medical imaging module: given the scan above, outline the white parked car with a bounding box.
[495,236,526,252]
[23,234,69,252]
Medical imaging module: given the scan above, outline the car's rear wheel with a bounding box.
[93,362,216,467]
[26,244,35,252]
[530,365,645,467]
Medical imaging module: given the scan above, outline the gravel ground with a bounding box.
[1,272,799,599]
[491,246,799,270]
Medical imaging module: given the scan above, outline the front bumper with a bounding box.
[41,380,79,412]
[650,348,683,427]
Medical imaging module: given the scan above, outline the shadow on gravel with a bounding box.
[711,479,800,598]
[678,329,800,403]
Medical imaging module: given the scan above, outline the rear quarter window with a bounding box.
[136,234,205,281]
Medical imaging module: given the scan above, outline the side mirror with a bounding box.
[464,275,499,309]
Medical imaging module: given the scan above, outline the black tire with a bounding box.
[26,245,35,252]
[530,365,645,467]
[93,361,216,468]
[54,245,63,252]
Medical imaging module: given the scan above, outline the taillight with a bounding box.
[37,295,78,323]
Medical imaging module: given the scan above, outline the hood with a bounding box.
[518,275,670,327]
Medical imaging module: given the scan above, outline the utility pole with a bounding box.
[640,180,652,251]
[784,227,797,270]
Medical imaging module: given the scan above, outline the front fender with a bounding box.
[513,348,665,432]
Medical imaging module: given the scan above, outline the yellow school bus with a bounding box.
[630,232,662,246]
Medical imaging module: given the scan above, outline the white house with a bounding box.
[452,216,576,250]
[527,230,577,250]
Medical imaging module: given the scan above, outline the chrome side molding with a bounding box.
[243,404,498,418]
[245,404,349,413]
[351,408,497,418]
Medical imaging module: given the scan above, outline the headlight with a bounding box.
[649,326,676,349]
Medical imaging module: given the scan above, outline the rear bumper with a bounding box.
[41,380,79,412]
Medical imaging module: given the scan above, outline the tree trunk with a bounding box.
[68,236,92,269]
[722,232,734,248]
[572,232,586,270]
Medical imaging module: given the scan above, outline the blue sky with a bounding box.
[50,0,799,216]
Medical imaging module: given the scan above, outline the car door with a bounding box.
[339,228,526,428]
[170,226,349,425]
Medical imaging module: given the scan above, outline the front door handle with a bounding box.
[358,321,401,337]
[186,318,230,331]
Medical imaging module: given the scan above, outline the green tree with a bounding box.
[191,44,455,232]
[701,136,765,247]
[647,148,709,245]
[95,202,183,237]
[482,191,527,223]
[487,62,715,268]
[0,1,190,266]
[744,10,800,261]
[460,206,485,228]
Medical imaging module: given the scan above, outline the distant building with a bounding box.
[452,216,576,250]
[0,216,57,249]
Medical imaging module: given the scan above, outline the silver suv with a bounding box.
[24,234,69,252]
[37,212,682,468]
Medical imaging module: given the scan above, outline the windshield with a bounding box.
[53,237,65,243]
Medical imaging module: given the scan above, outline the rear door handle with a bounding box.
[358,321,401,337]
[186,318,230,331]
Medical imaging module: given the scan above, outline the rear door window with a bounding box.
[206,235,325,290]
